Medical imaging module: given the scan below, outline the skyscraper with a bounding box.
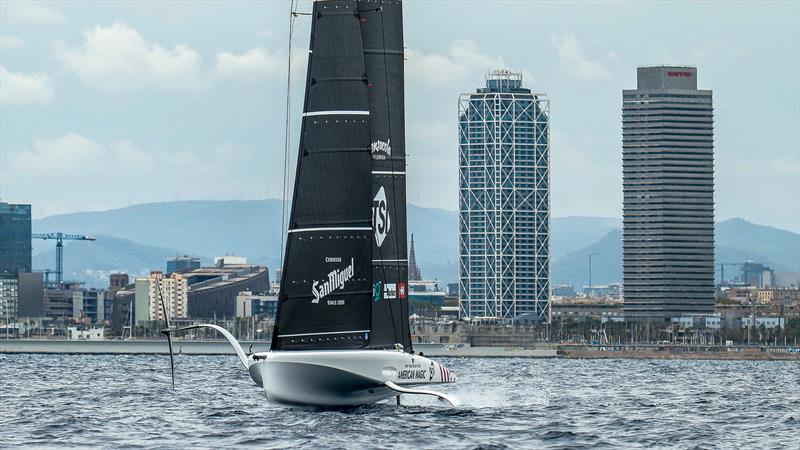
[0,202,32,325]
[458,70,550,322]
[622,66,715,319]
[0,202,32,275]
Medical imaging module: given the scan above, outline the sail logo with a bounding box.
[370,138,391,160]
[384,283,397,299]
[372,186,391,247]
[372,281,382,302]
[311,258,354,304]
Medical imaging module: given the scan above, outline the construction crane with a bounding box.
[32,232,96,286]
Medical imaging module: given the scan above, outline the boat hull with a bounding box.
[248,350,455,406]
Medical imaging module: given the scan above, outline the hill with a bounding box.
[716,218,800,274]
[549,218,799,290]
[32,201,798,288]
[32,235,194,288]
[552,229,622,288]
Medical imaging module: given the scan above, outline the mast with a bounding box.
[272,0,410,351]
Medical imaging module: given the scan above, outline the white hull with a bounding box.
[248,350,456,406]
[165,324,457,407]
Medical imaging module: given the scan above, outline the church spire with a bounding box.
[409,233,422,281]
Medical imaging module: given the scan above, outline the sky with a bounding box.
[0,1,798,233]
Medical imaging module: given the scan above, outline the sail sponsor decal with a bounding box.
[372,186,391,247]
[372,281,382,302]
[398,282,407,299]
[370,138,391,160]
[384,283,396,299]
[396,361,428,381]
[311,257,354,304]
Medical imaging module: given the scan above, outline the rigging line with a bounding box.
[281,0,299,272]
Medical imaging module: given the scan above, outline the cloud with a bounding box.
[4,133,274,217]
[0,66,54,105]
[689,39,730,63]
[606,50,621,62]
[406,40,511,88]
[0,35,23,49]
[215,48,284,81]
[717,153,800,231]
[550,33,611,81]
[56,22,205,90]
[0,1,64,25]
[406,119,457,209]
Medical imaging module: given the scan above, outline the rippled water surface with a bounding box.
[1,353,798,449]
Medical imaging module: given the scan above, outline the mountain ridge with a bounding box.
[32,200,799,289]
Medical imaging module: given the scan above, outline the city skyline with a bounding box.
[0,1,798,234]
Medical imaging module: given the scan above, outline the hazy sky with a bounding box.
[1,1,798,232]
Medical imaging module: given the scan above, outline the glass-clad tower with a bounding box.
[622,66,715,319]
[458,70,550,322]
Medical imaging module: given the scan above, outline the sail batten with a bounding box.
[272,0,410,352]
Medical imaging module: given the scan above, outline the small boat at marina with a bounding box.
[161,0,457,407]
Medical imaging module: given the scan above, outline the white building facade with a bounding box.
[145,271,188,321]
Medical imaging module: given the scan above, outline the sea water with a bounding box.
[1,354,797,449]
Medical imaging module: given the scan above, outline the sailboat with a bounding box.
[162,0,457,407]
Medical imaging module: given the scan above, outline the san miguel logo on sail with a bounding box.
[311,258,355,304]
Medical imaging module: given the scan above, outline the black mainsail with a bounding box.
[272,0,410,351]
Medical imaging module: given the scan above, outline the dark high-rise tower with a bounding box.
[0,202,32,275]
[0,202,31,324]
[622,66,715,319]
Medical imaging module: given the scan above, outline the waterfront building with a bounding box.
[43,284,80,318]
[235,290,278,318]
[0,275,19,324]
[17,272,44,318]
[133,277,150,323]
[458,70,551,322]
[775,272,799,288]
[71,288,109,323]
[409,280,447,307]
[552,284,577,298]
[166,255,201,275]
[0,202,32,324]
[0,202,32,275]
[144,271,189,321]
[109,273,129,295]
[186,264,269,319]
[740,261,775,288]
[622,66,715,319]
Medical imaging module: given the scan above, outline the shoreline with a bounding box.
[562,350,799,361]
[1,339,798,360]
